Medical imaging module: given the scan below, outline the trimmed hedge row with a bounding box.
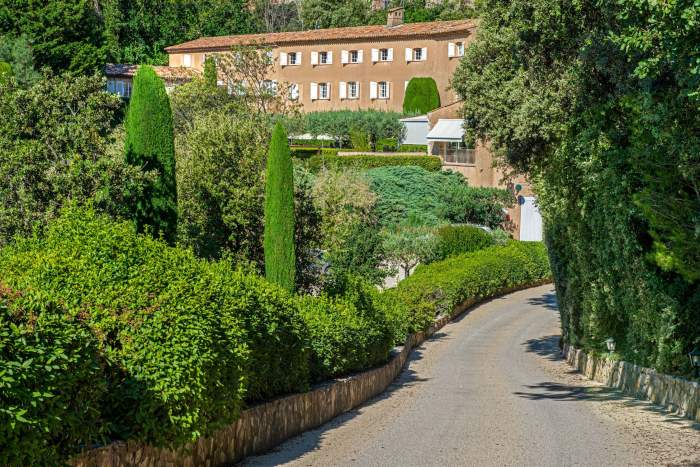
[0,208,310,463]
[303,154,442,172]
[0,208,394,465]
[384,241,552,338]
[290,147,339,159]
[435,225,496,261]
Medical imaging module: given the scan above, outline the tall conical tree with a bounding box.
[264,122,296,291]
[203,56,217,88]
[124,65,177,244]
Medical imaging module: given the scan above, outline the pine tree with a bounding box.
[203,56,217,88]
[264,122,296,291]
[124,65,177,244]
[402,77,441,114]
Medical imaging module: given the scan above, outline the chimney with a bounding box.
[387,7,404,27]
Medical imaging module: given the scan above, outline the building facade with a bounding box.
[164,11,475,112]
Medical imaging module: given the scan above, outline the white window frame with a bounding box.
[318,82,330,100]
[289,83,299,100]
[350,50,360,63]
[288,52,299,65]
[182,54,192,67]
[378,81,389,99]
[456,42,465,56]
[413,48,423,61]
[379,48,390,61]
[348,81,359,99]
[319,51,329,64]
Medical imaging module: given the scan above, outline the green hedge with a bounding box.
[303,154,442,172]
[385,241,551,337]
[0,207,309,460]
[291,147,339,159]
[398,144,428,153]
[403,77,441,114]
[299,276,394,381]
[435,225,496,260]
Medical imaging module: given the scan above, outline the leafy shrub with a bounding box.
[300,110,406,150]
[366,166,512,228]
[385,241,551,336]
[0,207,309,449]
[303,154,442,172]
[435,225,496,260]
[291,146,321,158]
[299,276,394,381]
[398,144,428,153]
[0,287,107,466]
[403,77,441,114]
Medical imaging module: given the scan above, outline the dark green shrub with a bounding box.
[299,276,393,381]
[0,287,107,466]
[290,146,321,158]
[124,65,177,244]
[386,241,551,336]
[265,122,296,291]
[403,77,441,114]
[435,225,496,260]
[0,207,309,450]
[303,154,442,172]
[366,166,512,228]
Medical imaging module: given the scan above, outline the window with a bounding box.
[348,81,359,99]
[289,83,299,100]
[456,42,465,56]
[378,81,389,99]
[412,48,422,61]
[318,82,330,100]
[380,48,389,61]
[183,54,192,67]
[288,52,298,65]
[319,51,329,64]
[443,142,475,165]
[107,79,131,98]
[350,50,359,63]
[262,79,277,94]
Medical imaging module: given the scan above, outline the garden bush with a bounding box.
[303,154,442,172]
[403,77,441,114]
[366,166,512,228]
[385,241,551,337]
[435,225,496,260]
[0,207,309,451]
[299,275,394,381]
[398,144,428,153]
[0,287,107,466]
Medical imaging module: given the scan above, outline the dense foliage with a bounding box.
[124,65,178,244]
[385,241,552,336]
[299,276,394,380]
[0,35,40,86]
[294,110,406,150]
[366,166,512,228]
[453,0,700,375]
[403,77,441,114]
[0,208,310,461]
[434,225,495,261]
[265,123,297,291]
[303,154,442,172]
[0,73,151,246]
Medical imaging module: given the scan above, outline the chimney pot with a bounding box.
[387,7,404,27]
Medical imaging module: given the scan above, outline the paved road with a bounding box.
[243,285,700,467]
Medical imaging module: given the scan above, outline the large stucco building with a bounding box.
[163,9,475,112]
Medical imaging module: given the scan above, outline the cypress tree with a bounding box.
[203,57,217,88]
[402,77,441,114]
[264,122,296,291]
[124,65,177,244]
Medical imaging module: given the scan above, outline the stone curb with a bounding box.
[562,344,700,423]
[73,279,552,467]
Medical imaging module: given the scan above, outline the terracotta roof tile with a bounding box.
[105,64,201,81]
[165,19,477,53]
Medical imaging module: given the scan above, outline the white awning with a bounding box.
[426,119,465,142]
[399,115,429,123]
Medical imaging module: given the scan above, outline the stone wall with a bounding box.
[73,280,550,467]
[563,344,700,423]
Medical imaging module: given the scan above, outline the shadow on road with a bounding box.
[526,291,559,311]
[522,334,562,362]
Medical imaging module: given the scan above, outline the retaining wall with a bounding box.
[73,280,550,467]
[563,344,700,423]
